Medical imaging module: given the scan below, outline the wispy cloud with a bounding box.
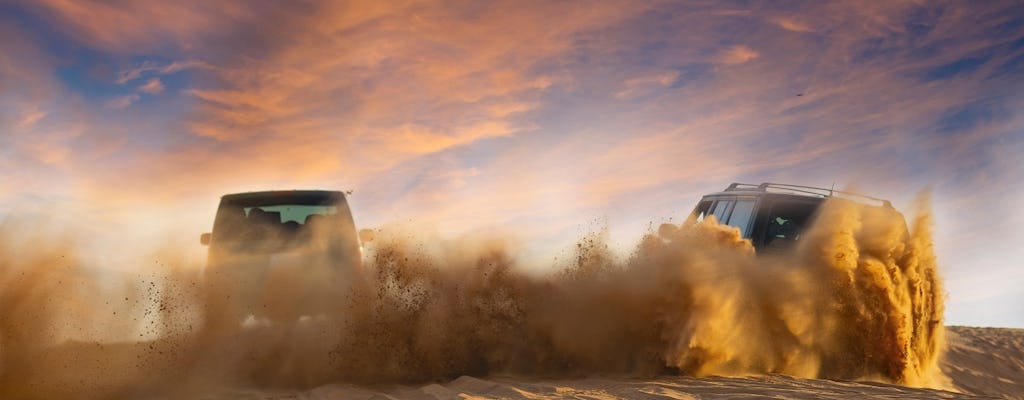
[138,78,165,94]
[14,106,46,130]
[717,45,759,64]
[772,17,814,32]
[25,0,250,52]
[615,71,680,99]
[115,60,209,84]
[104,94,140,109]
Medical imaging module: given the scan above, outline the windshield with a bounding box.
[211,192,355,252]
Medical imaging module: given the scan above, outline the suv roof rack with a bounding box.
[724,182,893,208]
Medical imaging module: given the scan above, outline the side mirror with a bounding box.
[200,233,211,246]
[658,223,679,239]
[358,229,376,243]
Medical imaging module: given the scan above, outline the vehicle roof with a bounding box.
[701,182,893,208]
[221,190,346,202]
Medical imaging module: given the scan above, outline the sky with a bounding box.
[0,1,1022,327]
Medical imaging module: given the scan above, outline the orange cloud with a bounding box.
[13,106,45,130]
[138,78,165,94]
[772,17,814,32]
[25,0,250,52]
[378,122,515,155]
[67,1,648,205]
[717,45,759,64]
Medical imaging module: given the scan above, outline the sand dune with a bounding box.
[943,326,1024,399]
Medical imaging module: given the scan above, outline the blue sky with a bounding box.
[1,1,1022,327]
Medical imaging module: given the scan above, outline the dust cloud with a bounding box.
[0,197,945,398]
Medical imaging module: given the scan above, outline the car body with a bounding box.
[200,190,365,324]
[674,182,897,252]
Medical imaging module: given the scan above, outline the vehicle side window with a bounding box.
[692,200,713,222]
[726,198,756,237]
[710,199,734,223]
[764,199,819,250]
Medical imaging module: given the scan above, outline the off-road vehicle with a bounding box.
[200,190,368,327]
[664,182,896,252]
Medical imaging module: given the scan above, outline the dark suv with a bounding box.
[671,182,895,252]
[200,190,364,325]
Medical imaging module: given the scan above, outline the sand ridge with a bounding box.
[205,369,997,399]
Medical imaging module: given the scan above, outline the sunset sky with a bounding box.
[1,1,1022,327]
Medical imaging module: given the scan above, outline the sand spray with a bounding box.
[0,196,945,398]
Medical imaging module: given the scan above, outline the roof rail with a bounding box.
[724,182,893,208]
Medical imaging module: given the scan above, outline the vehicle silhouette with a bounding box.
[662,182,900,253]
[199,190,368,331]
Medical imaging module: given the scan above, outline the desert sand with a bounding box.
[942,326,1024,399]
[7,325,1020,399]
[178,326,1022,400]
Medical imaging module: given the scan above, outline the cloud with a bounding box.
[104,94,140,109]
[23,126,84,165]
[377,122,516,155]
[10,1,1021,214]
[23,0,250,52]
[615,71,680,99]
[86,1,649,197]
[115,60,210,84]
[772,17,814,32]
[0,18,94,212]
[14,106,46,130]
[486,102,537,117]
[717,45,759,64]
[138,78,165,94]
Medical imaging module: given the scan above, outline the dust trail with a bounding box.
[315,196,944,386]
[0,218,203,399]
[0,196,946,398]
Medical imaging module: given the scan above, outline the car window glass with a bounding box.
[692,200,713,222]
[764,199,819,249]
[726,199,756,237]
[710,199,734,223]
[243,205,338,225]
[214,202,350,252]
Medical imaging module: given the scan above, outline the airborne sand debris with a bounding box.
[0,197,945,398]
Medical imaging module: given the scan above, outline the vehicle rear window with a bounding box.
[242,205,338,224]
[211,193,354,252]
